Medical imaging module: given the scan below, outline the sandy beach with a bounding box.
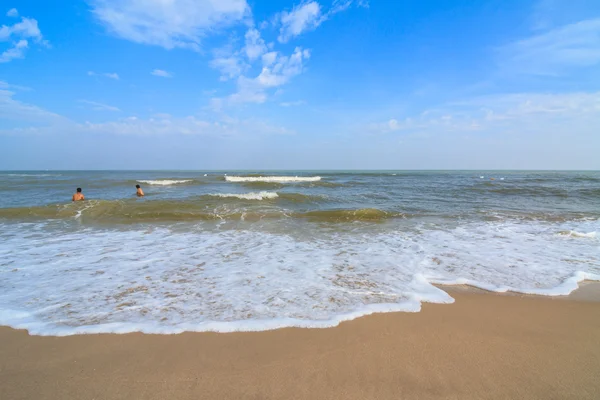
[1,286,599,400]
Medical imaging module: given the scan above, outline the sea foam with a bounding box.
[0,217,598,336]
[208,192,279,200]
[558,230,597,238]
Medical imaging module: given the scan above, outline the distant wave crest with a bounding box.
[225,176,321,183]
[208,192,279,200]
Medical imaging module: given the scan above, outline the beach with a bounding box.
[1,171,599,398]
[2,285,600,400]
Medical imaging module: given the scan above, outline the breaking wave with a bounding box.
[225,176,322,183]
[137,179,194,186]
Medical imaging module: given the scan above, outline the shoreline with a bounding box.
[2,281,599,337]
[1,285,600,399]
[437,279,600,302]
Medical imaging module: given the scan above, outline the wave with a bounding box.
[468,184,570,197]
[558,230,597,238]
[137,179,193,186]
[301,208,397,222]
[207,192,325,202]
[237,180,343,189]
[1,217,599,336]
[0,201,396,223]
[225,176,322,183]
[208,192,279,201]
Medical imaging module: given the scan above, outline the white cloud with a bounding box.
[0,16,43,41]
[0,87,63,121]
[277,1,322,43]
[2,113,292,138]
[0,39,27,63]
[0,80,31,91]
[79,100,121,112]
[89,0,249,50]
[87,71,120,80]
[151,69,173,78]
[261,51,278,66]
[280,100,306,107]
[0,14,47,63]
[530,0,600,31]
[0,82,291,137]
[498,18,600,75]
[6,8,18,18]
[244,28,267,61]
[372,92,600,134]
[210,28,267,81]
[78,116,292,136]
[213,47,311,107]
[210,55,244,81]
[276,0,364,43]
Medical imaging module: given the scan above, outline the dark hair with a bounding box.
[136,185,140,189]
[76,188,82,193]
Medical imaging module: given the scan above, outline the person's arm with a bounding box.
[81,194,85,200]
[72,194,76,201]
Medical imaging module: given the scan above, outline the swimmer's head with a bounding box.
[136,185,141,189]
[76,188,82,193]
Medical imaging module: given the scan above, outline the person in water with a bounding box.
[72,188,85,201]
[136,184,144,197]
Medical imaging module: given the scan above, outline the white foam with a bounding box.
[137,179,193,186]
[225,176,322,183]
[0,218,598,336]
[558,230,597,238]
[208,192,279,200]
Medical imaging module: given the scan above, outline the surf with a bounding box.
[225,176,322,183]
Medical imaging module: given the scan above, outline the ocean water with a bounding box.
[0,170,599,336]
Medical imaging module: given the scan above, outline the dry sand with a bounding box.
[1,286,600,400]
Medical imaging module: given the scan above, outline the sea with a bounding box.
[0,170,599,336]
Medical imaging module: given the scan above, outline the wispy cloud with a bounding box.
[89,0,249,50]
[211,47,311,108]
[498,18,600,75]
[276,0,364,43]
[277,1,322,43]
[87,71,120,80]
[244,28,267,61]
[210,53,245,81]
[0,39,28,63]
[0,13,48,63]
[0,80,31,91]
[0,87,63,121]
[280,100,306,107]
[372,92,600,134]
[6,8,18,18]
[79,100,121,112]
[78,116,292,136]
[150,69,173,78]
[2,114,292,138]
[209,27,269,82]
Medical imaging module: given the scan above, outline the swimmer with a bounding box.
[136,184,144,197]
[72,187,85,201]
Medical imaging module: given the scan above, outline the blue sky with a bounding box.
[1,0,599,169]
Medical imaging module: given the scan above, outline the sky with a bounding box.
[1,0,599,170]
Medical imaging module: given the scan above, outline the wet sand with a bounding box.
[1,286,600,400]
